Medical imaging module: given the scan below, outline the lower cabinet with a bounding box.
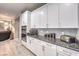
[22,36,79,56]
[57,46,79,56]
[26,36,56,56]
[30,38,43,56]
[57,46,71,56]
[43,42,56,56]
[26,36,32,49]
[69,49,79,56]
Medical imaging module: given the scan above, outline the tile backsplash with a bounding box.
[38,28,78,38]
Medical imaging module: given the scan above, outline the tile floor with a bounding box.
[0,39,34,56]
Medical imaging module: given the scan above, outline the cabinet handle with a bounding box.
[62,50,70,53]
[56,52,58,56]
[29,40,31,45]
[46,44,51,47]
[42,46,45,51]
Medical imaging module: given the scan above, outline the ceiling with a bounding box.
[0,3,45,20]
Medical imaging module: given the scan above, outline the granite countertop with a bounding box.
[27,33,79,52]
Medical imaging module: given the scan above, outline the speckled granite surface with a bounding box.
[27,34,79,52]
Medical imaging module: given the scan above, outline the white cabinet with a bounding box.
[57,46,79,56]
[21,36,32,50]
[57,46,71,56]
[27,36,43,55]
[69,49,79,56]
[31,38,43,56]
[22,36,79,56]
[20,14,24,26]
[31,8,41,28]
[26,36,32,49]
[59,3,78,28]
[20,11,31,27]
[44,42,56,56]
[24,36,57,56]
[30,38,57,56]
[31,4,48,28]
[48,4,59,28]
[21,12,27,26]
[39,4,48,28]
[31,12,35,28]
[31,3,78,28]
[47,3,78,28]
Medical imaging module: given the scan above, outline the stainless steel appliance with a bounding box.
[21,26,27,42]
[60,35,76,43]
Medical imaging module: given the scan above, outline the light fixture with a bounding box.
[4,22,8,26]
[0,21,4,23]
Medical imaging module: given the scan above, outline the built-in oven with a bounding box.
[21,26,27,42]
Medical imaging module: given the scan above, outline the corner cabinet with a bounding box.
[31,9,41,28]
[59,3,78,28]
[31,4,48,28]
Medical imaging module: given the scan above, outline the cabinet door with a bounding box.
[39,4,48,28]
[21,11,28,26]
[21,14,26,26]
[30,38,43,56]
[26,36,32,49]
[20,14,24,26]
[48,4,59,28]
[59,3,78,28]
[69,49,79,56]
[23,12,27,25]
[44,42,56,56]
[57,52,70,56]
[31,12,35,28]
[57,46,71,56]
[21,36,31,49]
[31,9,41,28]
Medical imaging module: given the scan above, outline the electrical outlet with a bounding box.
[61,32,65,35]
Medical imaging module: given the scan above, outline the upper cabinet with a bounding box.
[31,4,48,28]
[31,3,78,28]
[20,11,31,33]
[21,11,31,26]
[21,12,28,26]
[31,11,36,28]
[31,8,41,28]
[48,4,59,28]
[39,4,48,28]
[59,3,78,28]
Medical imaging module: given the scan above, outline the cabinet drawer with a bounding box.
[57,52,70,56]
[70,50,79,56]
[57,46,79,56]
[57,46,71,55]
